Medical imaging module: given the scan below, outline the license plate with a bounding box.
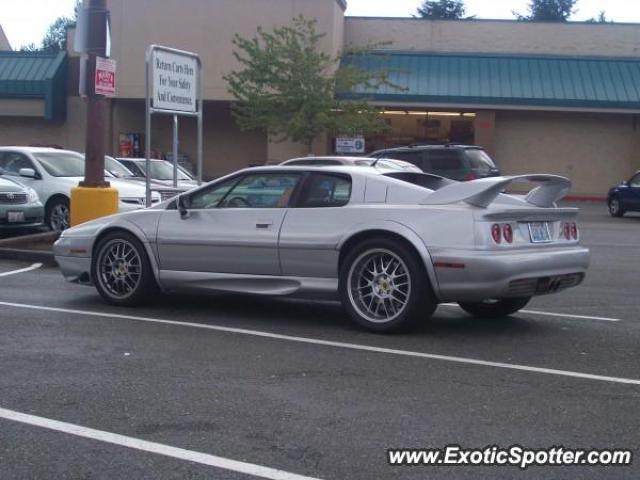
[528,222,551,243]
[7,211,25,223]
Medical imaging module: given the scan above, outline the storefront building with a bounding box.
[0,0,639,196]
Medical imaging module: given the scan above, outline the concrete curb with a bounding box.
[0,231,59,266]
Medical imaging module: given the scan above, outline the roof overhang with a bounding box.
[338,51,640,114]
[0,51,68,121]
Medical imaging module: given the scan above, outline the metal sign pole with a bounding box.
[144,46,152,207]
[197,68,203,186]
[172,114,179,188]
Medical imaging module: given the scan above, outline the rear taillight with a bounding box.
[465,173,477,181]
[503,224,513,243]
[491,224,502,243]
[563,223,571,240]
[571,223,578,240]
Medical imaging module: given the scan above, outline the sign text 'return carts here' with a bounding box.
[152,50,198,113]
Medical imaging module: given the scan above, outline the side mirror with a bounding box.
[177,194,191,219]
[19,168,37,179]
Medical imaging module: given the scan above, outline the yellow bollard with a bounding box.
[70,186,119,227]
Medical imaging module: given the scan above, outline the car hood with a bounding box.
[0,176,28,192]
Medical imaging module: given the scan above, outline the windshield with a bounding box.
[105,156,135,178]
[34,151,86,177]
[139,160,192,181]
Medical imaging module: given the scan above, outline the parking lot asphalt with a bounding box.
[0,202,638,480]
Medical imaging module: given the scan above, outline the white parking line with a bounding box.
[0,407,321,480]
[0,263,42,278]
[0,301,638,386]
[440,303,622,323]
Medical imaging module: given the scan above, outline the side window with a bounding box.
[219,173,301,208]
[426,150,465,180]
[0,152,35,176]
[121,161,144,176]
[298,173,352,208]
[629,174,640,188]
[189,177,239,209]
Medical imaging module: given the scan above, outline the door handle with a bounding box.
[256,220,273,229]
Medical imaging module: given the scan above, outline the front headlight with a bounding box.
[26,187,39,203]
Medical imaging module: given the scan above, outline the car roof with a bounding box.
[116,158,168,162]
[0,146,78,154]
[374,144,482,152]
[283,156,373,163]
[236,164,386,178]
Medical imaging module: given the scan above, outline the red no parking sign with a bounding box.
[95,57,116,97]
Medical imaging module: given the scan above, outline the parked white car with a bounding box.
[0,147,162,230]
[115,158,198,189]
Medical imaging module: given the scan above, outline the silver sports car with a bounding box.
[54,165,590,332]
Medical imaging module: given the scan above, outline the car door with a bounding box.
[279,172,354,278]
[156,172,302,275]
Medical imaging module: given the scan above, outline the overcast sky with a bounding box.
[1,0,639,50]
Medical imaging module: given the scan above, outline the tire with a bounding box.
[339,237,437,333]
[91,231,157,306]
[46,197,70,231]
[608,198,625,217]
[458,297,531,319]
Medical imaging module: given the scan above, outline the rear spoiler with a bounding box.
[420,175,572,208]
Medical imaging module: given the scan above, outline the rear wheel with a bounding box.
[608,198,625,217]
[339,238,437,333]
[458,297,531,318]
[91,231,157,306]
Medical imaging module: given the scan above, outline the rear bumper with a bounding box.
[431,246,590,302]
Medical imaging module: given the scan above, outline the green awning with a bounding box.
[0,51,67,120]
[339,51,640,111]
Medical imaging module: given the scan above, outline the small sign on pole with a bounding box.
[95,56,116,97]
[336,136,365,154]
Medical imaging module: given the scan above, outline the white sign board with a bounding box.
[95,57,116,97]
[152,50,198,113]
[336,136,365,154]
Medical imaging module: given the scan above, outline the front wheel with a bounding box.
[608,198,625,217]
[458,297,531,319]
[91,231,157,306]
[46,197,70,231]
[339,238,437,333]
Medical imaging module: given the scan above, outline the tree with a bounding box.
[416,0,467,19]
[224,16,398,153]
[587,11,612,23]
[514,0,578,22]
[20,1,80,52]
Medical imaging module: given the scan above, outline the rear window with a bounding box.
[384,172,453,191]
[380,151,423,168]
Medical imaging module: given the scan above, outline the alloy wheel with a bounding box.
[97,239,142,299]
[347,248,411,324]
[50,203,70,231]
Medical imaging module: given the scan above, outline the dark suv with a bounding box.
[370,144,500,181]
